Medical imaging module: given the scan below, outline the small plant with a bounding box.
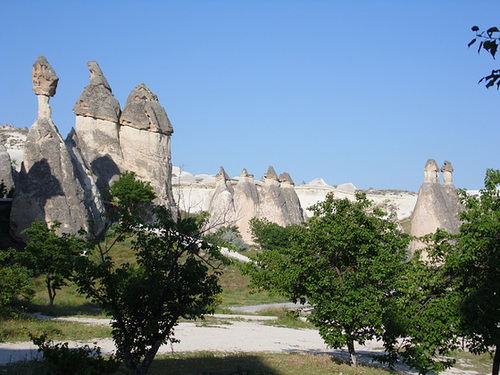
[205,226,250,252]
[30,333,121,375]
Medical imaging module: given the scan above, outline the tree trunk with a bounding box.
[134,338,164,375]
[492,344,500,375]
[47,278,55,306]
[347,340,357,367]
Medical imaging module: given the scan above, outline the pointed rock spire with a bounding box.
[73,61,121,122]
[32,55,58,97]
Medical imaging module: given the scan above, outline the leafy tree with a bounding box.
[19,221,85,306]
[248,217,297,251]
[380,230,461,374]
[469,26,500,88]
[244,192,410,366]
[0,248,33,317]
[74,172,227,375]
[444,169,500,375]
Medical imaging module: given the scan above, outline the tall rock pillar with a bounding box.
[10,56,103,242]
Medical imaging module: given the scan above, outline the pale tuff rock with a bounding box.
[0,143,14,192]
[73,61,121,122]
[10,56,104,242]
[72,61,123,191]
[10,117,103,242]
[424,159,440,184]
[207,166,236,229]
[0,124,28,172]
[410,159,462,258]
[233,169,260,242]
[258,166,304,227]
[119,83,173,135]
[119,83,175,209]
[441,161,453,186]
[32,55,58,97]
[278,172,304,225]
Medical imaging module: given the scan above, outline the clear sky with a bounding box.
[1,0,499,192]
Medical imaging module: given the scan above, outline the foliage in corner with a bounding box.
[469,26,500,89]
[204,225,250,253]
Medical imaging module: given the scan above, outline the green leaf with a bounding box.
[472,26,479,32]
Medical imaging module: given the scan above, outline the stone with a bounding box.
[278,171,304,225]
[0,143,14,192]
[32,55,59,97]
[207,166,236,229]
[73,61,121,122]
[441,160,454,186]
[278,172,294,186]
[10,117,103,242]
[119,83,173,135]
[262,166,279,185]
[118,83,175,210]
[258,166,292,226]
[233,169,260,242]
[410,159,462,259]
[424,159,440,184]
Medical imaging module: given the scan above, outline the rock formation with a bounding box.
[0,143,14,193]
[207,166,236,229]
[278,172,303,224]
[233,169,260,242]
[10,56,104,242]
[119,83,175,210]
[72,61,123,192]
[258,166,304,227]
[72,64,175,212]
[410,159,462,258]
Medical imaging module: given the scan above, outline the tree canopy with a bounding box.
[244,192,410,367]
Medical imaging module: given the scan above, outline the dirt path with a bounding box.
[0,315,483,374]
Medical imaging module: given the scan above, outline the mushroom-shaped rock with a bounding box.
[424,159,440,184]
[32,55,59,97]
[441,161,454,186]
[119,83,173,135]
[73,61,121,122]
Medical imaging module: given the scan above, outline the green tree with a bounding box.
[0,248,33,317]
[20,221,85,306]
[445,169,500,375]
[244,192,410,366]
[469,26,500,88]
[75,172,227,375]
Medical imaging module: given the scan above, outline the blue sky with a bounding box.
[1,0,499,191]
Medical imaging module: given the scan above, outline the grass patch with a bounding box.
[219,262,288,307]
[451,349,492,374]
[0,315,112,342]
[147,352,393,375]
[258,308,316,330]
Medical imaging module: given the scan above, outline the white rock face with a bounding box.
[233,170,260,242]
[0,124,28,171]
[119,125,174,206]
[207,167,236,230]
[0,143,14,192]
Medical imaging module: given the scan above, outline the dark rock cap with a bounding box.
[279,172,295,185]
[216,166,231,182]
[119,83,173,135]
[441,161,453,173]
[262,166,278,181]
[32,55,59,96]
[73,61,121,122]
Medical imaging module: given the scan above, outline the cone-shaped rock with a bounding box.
[32,55,58,97]
[73,61,121,122]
